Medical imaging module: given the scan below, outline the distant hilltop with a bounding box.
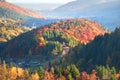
[0,1,46,19]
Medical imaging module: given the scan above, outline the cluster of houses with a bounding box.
[18,61,41,68]
[8,42,70,69]
[62,42,70,57]
[9,58,41,68]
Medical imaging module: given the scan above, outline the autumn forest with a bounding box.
[0,0,120,80]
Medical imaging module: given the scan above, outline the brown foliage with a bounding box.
[0,62,119,80]
[30,72,40,80]
[79,70,100,80]
[44,71,55,80]
[116,74,120,80]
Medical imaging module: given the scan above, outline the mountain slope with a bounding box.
[54,0,120,12]
[62,27,120,71]
[0,18,32,43]
[54,0,99,11]
[0,1,45,19]
[0,19,107,59]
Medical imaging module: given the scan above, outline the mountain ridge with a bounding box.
[53,0,120,30]
[0,1,45,19]
[54,0,120,12]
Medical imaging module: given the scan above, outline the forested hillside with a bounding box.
[0,18,31,43]
[59,27,120,72]
[0,0,119,80]
[0,19,107,59]
[0,18,120,80]
[0,1,48,28]
[0,59,119,80]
